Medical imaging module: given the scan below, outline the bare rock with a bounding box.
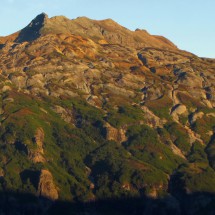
[122,183,131,191]
[206,113,215,118]
[1,85,12,92]
[176,72,203,88]
[104,122,127,143]
[28,150,46,163]
[190,112,204,125]
[171,104,187,115]
[9,74,27,89]
[147,187,158,199]
[38,169,58,200]
[3,97,14,103]
[34,128,45,151]
[171,104,187,121]
[184,125,204,145]
[104,83,135,98]
[28,128,46,163]
[0,108,4,115]
[26,74,45,88]
[141,106,165,127]
[52,105,73,123]
[0,168,4,177]
[169,141,186,159]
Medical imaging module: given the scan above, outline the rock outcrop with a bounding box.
[189,111,204,125]
[171,104,187,121]
[28,128,46,163]
[104,123,127,143]
[37,169,58,200]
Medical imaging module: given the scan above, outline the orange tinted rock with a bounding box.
[38,169,58,200]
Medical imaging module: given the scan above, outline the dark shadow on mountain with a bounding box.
[0,190,214,215]
[15,13,47,43]
[170,104,181,114]
[15,141,28,155]
[20,170,40,189]
[0,44,5,50]
[205,133,215,170]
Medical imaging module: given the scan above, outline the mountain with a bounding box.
[0,13,215,214]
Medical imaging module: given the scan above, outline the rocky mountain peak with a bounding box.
[0,13,178,50]
[15,12,48,43]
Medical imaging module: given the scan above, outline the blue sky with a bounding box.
[1,0,214,58]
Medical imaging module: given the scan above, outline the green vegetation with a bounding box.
[188,141,208,163]
[145,95,172,120]
[165,122,191,153]
[206,136,215,170]
[177,92,205,109]
[106,105,144,128]
[176,163,215,193]
[192,116,215,144]
[0,89,214,207]
[61,98,104,123]
[124,125,184,174]
[172,140,215,194]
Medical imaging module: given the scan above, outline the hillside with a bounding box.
[0,13,215,215]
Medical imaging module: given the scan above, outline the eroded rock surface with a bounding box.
[38,169,58,200]
[28,128,46,163]
[104,122,127,143]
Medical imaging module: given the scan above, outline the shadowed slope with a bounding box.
[15,13,48,43]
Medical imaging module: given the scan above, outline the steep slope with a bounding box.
[0,13,215,214]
